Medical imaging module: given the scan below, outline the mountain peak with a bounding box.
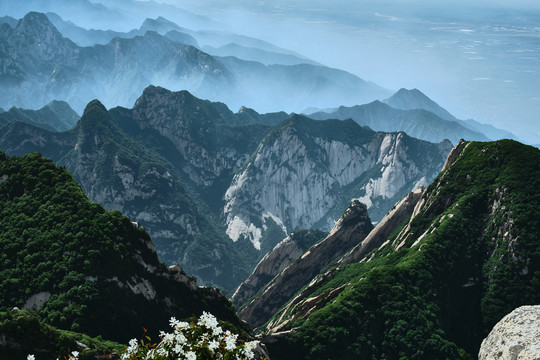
[135,86,197,110]
[384,88,457,121]
[77,100,115,139]
[11,11,77,66]
[82,99,108,117]
[15,11,62,39]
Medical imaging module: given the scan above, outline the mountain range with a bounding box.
[0,3,534,359]
[0,11,389,115]
[308,88,519,145]
[0,86,452,290]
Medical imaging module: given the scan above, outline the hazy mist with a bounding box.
[174,0,540,144]
[1,0,539,143]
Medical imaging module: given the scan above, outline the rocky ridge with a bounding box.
[230,229,327,309]
[237,201,373,328]
[0,87,453,290]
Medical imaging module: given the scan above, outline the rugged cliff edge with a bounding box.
[237,201,373,328]
[224,114,452,249]
[231,229,327,309]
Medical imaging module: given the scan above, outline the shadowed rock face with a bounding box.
[231,229,327,309]
[237,201,373,328]
[337,187,424,266]
[479,305,540,360]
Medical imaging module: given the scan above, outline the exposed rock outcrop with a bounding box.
[479,305,540,360]
[231,229,327,309]
[237,201,373,328]
[224,115,451,249]
[337,187,424,266]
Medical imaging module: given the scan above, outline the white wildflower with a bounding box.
[224,331,238,351]
[198,311,219,329]
[157,347,168,356]
[175,332,188,344]
[27,356,35,360]
[126,338,138,353]
[212,325,223,337]
[163,333,175,345]
[172,343,184,354]
[208,339,220,352]
[176,321,190,331]
[170,317,179,328]
[185,351,197,360]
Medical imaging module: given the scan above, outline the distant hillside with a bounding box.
[203,42,319,66]
[0,11,388,114]
[382,88,519,141]
[383,88,458,122]
[310,99,488,145]
[0,100,79,131]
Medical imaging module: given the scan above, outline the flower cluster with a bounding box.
[121,312,261,360]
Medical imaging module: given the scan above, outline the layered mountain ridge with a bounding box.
[309,88,518,145]
[0,86,452,290]
[0,11,389,115]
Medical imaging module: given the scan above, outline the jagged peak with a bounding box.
[384,87,457,121]
[19,11,50,25]
[329,200,370,236]
[442,138,468,171]
[138,85,193,101]
[76,99,114,132]
[15,11,62,37]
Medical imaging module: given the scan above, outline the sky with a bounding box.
[167,0,540,144]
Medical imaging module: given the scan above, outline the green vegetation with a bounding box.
[0,310,124,359]
[266,140,540,359]
[0,151,244,347]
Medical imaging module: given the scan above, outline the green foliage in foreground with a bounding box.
[0,310,124,359]
[0,151,244,345]
[266,140,540,360]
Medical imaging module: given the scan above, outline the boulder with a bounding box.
[479,305,540,360]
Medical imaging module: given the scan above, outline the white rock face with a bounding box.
[224,125,449,249]
[22,292,52,310]
[479,305,540,360]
